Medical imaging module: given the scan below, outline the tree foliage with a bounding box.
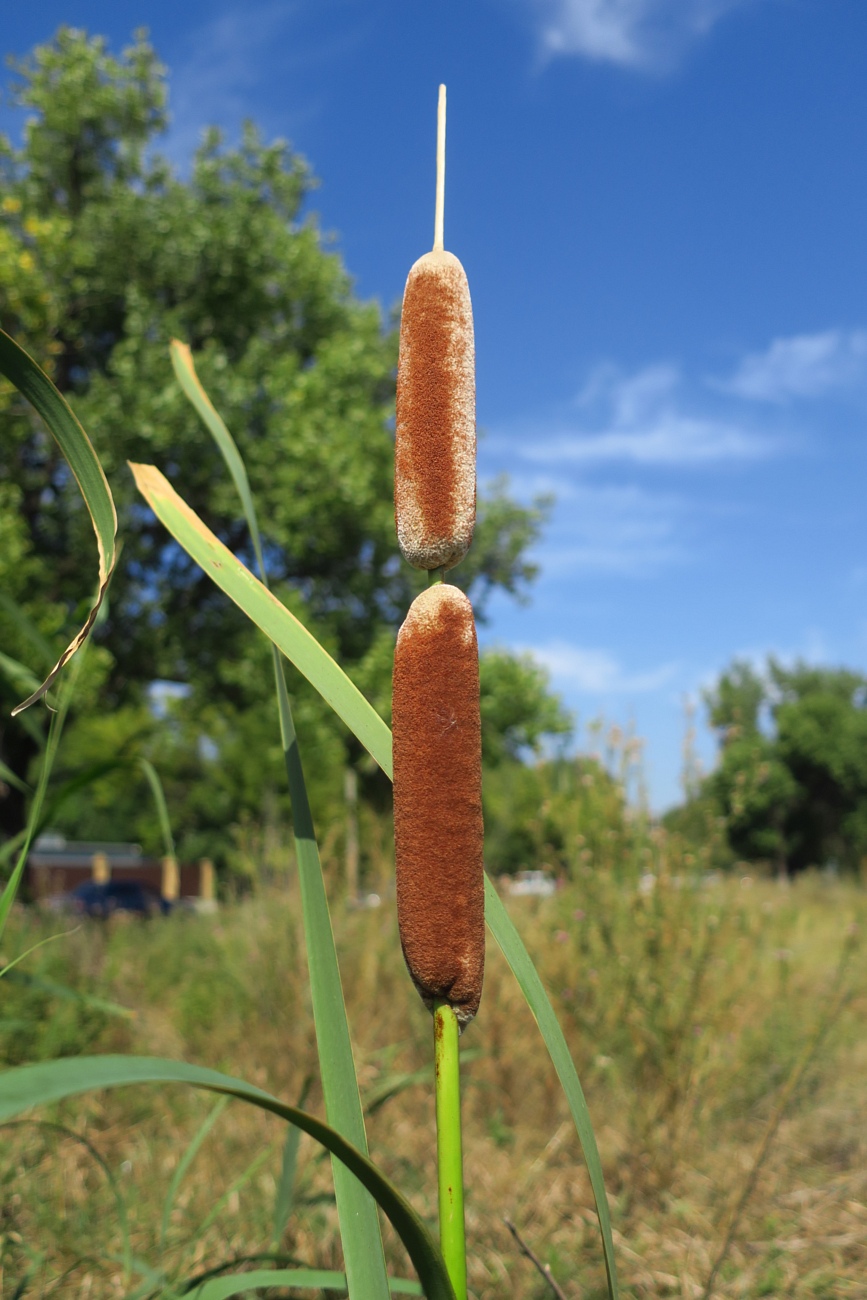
[703,658,867,874]
[0,28,567,861]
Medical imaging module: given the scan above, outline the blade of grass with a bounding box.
[169,347,391,1296]
[1,969,134,1019]
[0,329,117,713]
[192,1144,274,1243]
[187,1270,422,1299]
[0,712,61,940]
[272,1076,312,1249]
[0,927,80,980]
[0,1055,457,1300]
[0,633,90,940]
[170,342,265,575]
[138,758,176,860]
[0,758,30,797]
[160,1095,230,1248]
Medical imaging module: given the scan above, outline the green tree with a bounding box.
[0,28,561,859]
[703,658,867,874]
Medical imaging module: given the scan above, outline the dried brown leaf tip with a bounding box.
[395,250,476,571]
[392,584,485,1024]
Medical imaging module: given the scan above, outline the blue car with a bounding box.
[68,880,170,918]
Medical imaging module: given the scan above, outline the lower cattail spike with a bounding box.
[392,583,485,1025]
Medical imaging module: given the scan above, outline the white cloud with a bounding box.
[523,0,758,71]
[537,482,683,574]
[165,1,360,164]
[521,363,772,466]
[720,329,867,403]
[528,640,678,692]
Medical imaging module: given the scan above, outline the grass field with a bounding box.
[0,861,864,1299]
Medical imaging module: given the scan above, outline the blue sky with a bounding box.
[5,1,867,807]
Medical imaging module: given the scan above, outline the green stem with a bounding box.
[434,1001,467,1300]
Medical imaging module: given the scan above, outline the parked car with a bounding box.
[63,880,170,918]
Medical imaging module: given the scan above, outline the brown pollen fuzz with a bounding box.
[395,250,475,571]
[392,584,484,1024]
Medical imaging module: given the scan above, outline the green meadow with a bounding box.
[1,856,864,1298]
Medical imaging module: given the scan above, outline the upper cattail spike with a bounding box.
[434,85,446,253]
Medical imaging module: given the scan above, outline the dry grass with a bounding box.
[0,864,864,1299]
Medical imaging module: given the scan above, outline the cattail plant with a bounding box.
[392,85,483,1300]
[0,90,621,1293]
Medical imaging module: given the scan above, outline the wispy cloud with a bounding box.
[521,0,759,71]
[520,363,773,466]
[532,481,683,574]
[528,640,679,692]
[719,329,867,403]
[165,1,363,164]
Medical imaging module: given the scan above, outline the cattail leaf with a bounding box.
[187,1270,422,1298]
[129,462,393,777]
[482,877,620,1299]
[169,341,267,577]
[0,330,117,714]
[0,1055,456,1300]
[168,347,391,1297]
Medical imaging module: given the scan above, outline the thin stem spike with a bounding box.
[434,84,446,252]
[434,1001,467,1300]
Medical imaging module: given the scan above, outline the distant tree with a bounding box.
[703,659,867,874]
[0,28,561,858]
[479,650,572,768]
[705,659,765,741]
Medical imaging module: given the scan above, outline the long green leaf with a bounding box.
[0,1055,455,1300]
[2,968,134,1019]
[483,879,619,1298]
[0,614,120,944]
[0,330,117,712]
[188,1270,422,1299]
[138,758,176,860]
[129,463,392,776]
[128,457,619,1296]
[272,1077,311,1249]
[0,927,80,980]
[160,1096,230,1247]
[170,345,391,1295]
[0,757,30,796]
[170,342,266,576]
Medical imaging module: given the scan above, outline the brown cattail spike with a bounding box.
[392,584,485,1024]
[395,250,476,571]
